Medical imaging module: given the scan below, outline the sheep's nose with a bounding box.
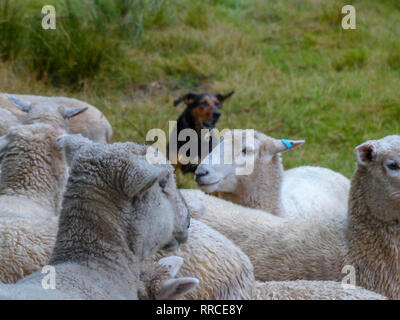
[175,230,189,244]
[195,166,209,179]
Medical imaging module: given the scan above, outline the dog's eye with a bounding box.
[242,148,247,155]
[387,161,400,171]
[201,101,208,107]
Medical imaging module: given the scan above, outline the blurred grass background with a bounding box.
[0,0,399,188]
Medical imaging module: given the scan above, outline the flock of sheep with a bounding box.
[0,93,399,300]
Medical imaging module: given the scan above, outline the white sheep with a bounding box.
[160,196,384,300]
[0,134,193,299]
[130,143,257,299]
[0,135,386,300]
[0,123,68,283]
[126,142,381,300]
[157,217,385,300]
[182,135,400,299]
[0,123,67,219]
[0,137,257,299]
[0,138,212,295]
[0,93,113,143]
[195,129,349,219]
[182,188,347,282]
[346,135,400,299]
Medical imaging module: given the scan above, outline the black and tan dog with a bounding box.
[167,91,234,174]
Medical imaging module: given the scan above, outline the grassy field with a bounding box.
[1,0,400,188]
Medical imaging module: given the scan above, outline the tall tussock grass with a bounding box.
[0,0,170,89]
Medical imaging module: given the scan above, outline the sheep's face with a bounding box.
[355,135,400,223]
[6,95,87,131]
[57,136,190,257]
[122,143,191,253]
[195,129,304,194]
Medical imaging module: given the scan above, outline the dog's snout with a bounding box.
[213,110,221,120]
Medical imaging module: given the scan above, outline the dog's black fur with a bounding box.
[167,91,234,174]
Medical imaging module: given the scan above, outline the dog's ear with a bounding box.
[216,91,234,105]
[173,93,197,107]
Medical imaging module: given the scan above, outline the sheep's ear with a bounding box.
[63,106,88,119]
[173,93,196,107]
[355,142,376,166]
[187,201,206,219]
[272,138,305,154]
[216,91,234,105]
[55,134,91,164]
[6,94,31,112]
[129,159,167,197]
[158,256,184,277]
[155,278,199,300]
[0,136,9,161]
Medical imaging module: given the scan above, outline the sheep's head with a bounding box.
[0,123,66,171]
[56,135,191,258]
[355,135,400,224]
[195,129,304,194]
[139,256,199,300]
[6,94,87,131]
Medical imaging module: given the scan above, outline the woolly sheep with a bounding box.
[182,189,346,280]
[127,142,257,299]
[0,138,256,299]
[0,139,206,294]
[0,93,113,143]
[346,135,400,299]
[195,129,349,219]
[0,134,191,299]
[0,123,68,283]
[183,135,400,298]
[156,217,385,300]
[146,146,382,300]
[0,123,68,219]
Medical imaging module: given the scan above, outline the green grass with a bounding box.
[1,0,400,188]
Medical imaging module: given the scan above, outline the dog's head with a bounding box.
[173,91,234,129]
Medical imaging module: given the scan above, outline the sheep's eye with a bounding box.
[387,161,400,171]
[159,174,169,189]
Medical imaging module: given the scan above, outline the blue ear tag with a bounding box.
[281,139,292,149]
